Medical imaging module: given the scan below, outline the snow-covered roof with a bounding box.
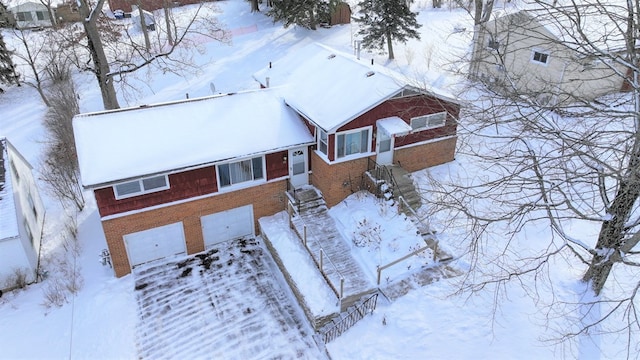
[253,43,459,133]
[6,1,50,10]
[0,138,19,240]
[73,89,315,188]
[492,3,630,55]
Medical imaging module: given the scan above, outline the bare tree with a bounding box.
[9,29,52,106]
[75,0,228,110]
[40,63,84,211]
[427,0,640,357]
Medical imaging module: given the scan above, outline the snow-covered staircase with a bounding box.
[368,163,422,214]
[287,186,376,313]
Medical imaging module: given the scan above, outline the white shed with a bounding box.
[0,138,45,293]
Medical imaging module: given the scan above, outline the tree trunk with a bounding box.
[386,30,394,60]
[480,0,494,24]
[474,0,483,25]
[79,0,120,110]
[309,9,316,30]
[251,0,259,13]
[583,145,640,295]
[137,2,151,52]
[164,0,173,46]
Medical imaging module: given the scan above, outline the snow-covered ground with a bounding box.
[0,0,637,359]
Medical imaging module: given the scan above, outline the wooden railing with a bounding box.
[322,292,379,343]
[376,243,433,285]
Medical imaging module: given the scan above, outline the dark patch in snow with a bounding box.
[180,267,192,278]
[135,283,148,291]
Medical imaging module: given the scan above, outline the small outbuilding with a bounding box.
[0,138,45,292]
[7,1,53,29]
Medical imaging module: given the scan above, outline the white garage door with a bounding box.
[201,205,254,249]
[124,222,187,267]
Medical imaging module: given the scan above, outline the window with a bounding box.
[114,175,169,199]
[532,50,549,64]
[35,10,49,21]
[218,157,264,188]
[23,219,33,245]
[391,88,421,99]
[410,112,447,131]
[10,160,19,183]
[27,192,37,219]
[487,38,499,51]
[16,11,33,21]
[318,129,328,155]
[336,128,370,159]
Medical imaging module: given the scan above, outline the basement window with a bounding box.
[114,175,169,199]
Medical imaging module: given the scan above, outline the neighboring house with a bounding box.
[108,0,200,13]
[7,1,53,28]
[73,43,460,277]
[54,1,82,24]
[470,7,629,104]
[0,138,45,292]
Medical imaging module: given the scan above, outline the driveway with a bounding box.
[132,237,326,359]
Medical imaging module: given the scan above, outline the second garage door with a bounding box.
[201,205,254,249]
[124,222,187,268]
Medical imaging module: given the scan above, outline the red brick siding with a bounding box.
[309,136,457,208]
[309,152,369,207]
[394,137,457,172]
[324,95,459,160]
[95,166,218,217]
[103,180,288,277]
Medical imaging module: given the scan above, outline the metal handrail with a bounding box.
[322,293,379,343]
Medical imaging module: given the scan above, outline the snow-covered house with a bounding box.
[73,44,460,277]
[0,138,45,292]
[470,7,629,104]
[253,43,460,206]
[107,0,202,13]
[8,1,53,29]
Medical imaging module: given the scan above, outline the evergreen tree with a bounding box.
[0,31,18,90]
[268,0,329,30]
[354,0,421,60]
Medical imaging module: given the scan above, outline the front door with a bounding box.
[376,128,394,165]
[289,147,308,188]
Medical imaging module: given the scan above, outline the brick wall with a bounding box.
[395,137,457,172]
[103,180,288,277]
[309,152,369,207]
